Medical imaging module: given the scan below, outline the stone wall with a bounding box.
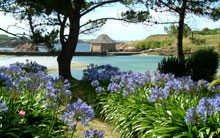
[91,43,116,52]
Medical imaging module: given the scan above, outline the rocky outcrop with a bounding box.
[14,43,39,52]
[116,44,141,52]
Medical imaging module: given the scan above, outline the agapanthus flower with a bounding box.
[61,98,94,129]
[148,86,168,102]
[0,72,12,89]
[91,80,100,87]
[84,128,104,138]
[82,64,121,81]
[0,101,8,114]
[185,108,197,125]
[95,86,104,93]
[107,82,121,93]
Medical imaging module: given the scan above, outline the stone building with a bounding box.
[90,34,116,53]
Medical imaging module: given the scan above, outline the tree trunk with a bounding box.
[177,1,187,60]
[57,47,75,80]
[57,12,80,80]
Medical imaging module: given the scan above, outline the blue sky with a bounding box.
[0,3,219,41]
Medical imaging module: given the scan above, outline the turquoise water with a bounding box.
[0,43,165,79]
[51,56,164,79]
[0,55,164,80]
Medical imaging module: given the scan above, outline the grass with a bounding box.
[121,29,220,56]
[68,80,120,138]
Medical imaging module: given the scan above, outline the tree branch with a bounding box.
[58,13,67,47]
[0,28,28,39]
[80,0,122,17]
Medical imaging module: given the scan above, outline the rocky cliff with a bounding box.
[14,43,39,52]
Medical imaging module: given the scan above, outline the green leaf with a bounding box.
[6,132,19,138]
[199,132,205,138]
[209,132,216,138]
[206,128,210,135]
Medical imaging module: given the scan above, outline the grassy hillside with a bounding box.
[122,28,220,55]
[0,34,17,41]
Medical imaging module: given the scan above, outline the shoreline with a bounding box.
[47,63,87,74]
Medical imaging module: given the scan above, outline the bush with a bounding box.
[186,49,219,82]
[157,57,186,77]
[218,41,220,51]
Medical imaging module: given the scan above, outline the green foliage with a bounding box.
[158,57,187,77]
[218,41,220,50]
[121,10,150,23]
[88,77,215,138]
[0,34,16,41]
[136,40,172,50]
[209,79,220,90]
[186,49,219,82]
[200,27,220,35]
[164,24,191,38]
[190,37,206,45]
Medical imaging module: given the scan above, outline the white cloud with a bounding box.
[1,4,219,41]
[0,13,29,36]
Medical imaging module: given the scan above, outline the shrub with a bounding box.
[190,37,206,45]
[218,41,220,51]
[186,49,219,82]
[157,57,187,77]
[136,42,146,50]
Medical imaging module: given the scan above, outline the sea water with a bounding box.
[0,55,164,80]
[51,55,164,79]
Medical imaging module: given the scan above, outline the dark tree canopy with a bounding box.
[0,0,127,80]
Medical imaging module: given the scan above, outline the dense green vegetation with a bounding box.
[158,49,219,82]
[158,56,187,77]
[0,34,16,41]
[186,49,219,82]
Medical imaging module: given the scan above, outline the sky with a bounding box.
[0,3,220,41]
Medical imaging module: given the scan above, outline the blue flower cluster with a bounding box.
[0,61,71,107]
[22,60,47,73]
[84,64,220,98]
[83,64,121,81]
[61,98,94,130]
[84,128,104,138]
[0,101,8,114]
[0,72,12,89]
[185,108,197,125]
[185,94,220,124]
[45,77,72,107]
[147,86,168,102]
[84,64,153,95]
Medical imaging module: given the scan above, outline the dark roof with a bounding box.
[91,34,115,44]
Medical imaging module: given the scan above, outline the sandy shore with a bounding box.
[47,63,87,74]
